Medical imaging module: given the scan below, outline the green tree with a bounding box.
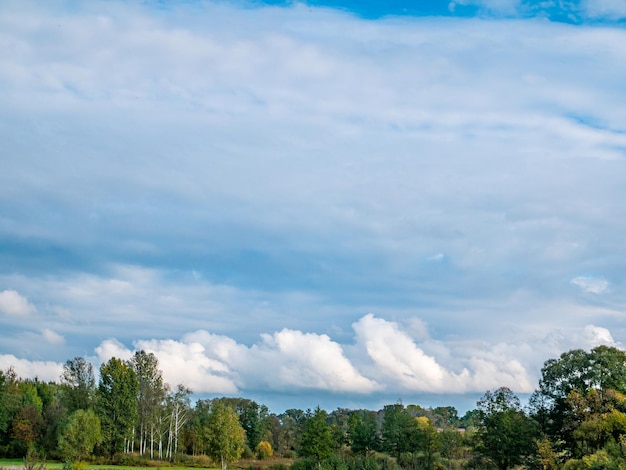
[347,411,380,455]
[131,350,166,457]
[475,387,538,470]
[58,409,102,462]
[61,357,96,412]
[96,357,138,457]
[530,346,626,457]
[204,402,246,470]
[300,407,334,466]
[381,403,420,458]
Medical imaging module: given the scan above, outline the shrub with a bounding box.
[256,441,274,460]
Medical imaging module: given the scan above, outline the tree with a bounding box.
[131,350,166,457]
[381,403,420,458]
[299,407,334,466]
[165,384,191,460]
[204,402,246,470]
[96,357,138,457]
[61,357,96,412]
[530,346,626,456]
[58,409,102,462]
[347,410,380,455]
[475,387,538,470]
[213,397,267,451]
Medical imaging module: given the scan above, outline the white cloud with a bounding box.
[244,329,382,393]
[0,354,63,382]
[135,337,239,394]
[571,276,609,294]
[0,289,36,315]
[0,315,624,404]
[95,338,134,362]
[42,328,65,345]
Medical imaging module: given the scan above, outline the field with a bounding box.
[0,460,223,470]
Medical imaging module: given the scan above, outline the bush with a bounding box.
[256,441,274,460]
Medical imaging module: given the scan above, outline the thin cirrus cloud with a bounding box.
[0,0,626,411]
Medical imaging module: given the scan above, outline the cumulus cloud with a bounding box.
[136,336,239,394]
[0,290,36,315]
[571,276,609,294]
[0,354,63,382]
[1,314,624,408]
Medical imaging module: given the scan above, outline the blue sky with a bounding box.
[1,0,626,413]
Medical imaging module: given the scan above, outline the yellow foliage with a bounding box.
[256,440,274,459]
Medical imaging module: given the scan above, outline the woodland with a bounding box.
[2,346,626,470]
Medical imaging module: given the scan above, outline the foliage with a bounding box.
[4,346,626,469]
[255,441,273,459]
[58,409,102,462]
[203,402,246,470]
[299,407,334,466]
[61,357,96,413]
[96,358,138,457]
[474,387,539,470]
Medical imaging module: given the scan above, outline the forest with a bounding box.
[2,345,626,470]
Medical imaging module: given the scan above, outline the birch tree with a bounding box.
[204,402,246,470]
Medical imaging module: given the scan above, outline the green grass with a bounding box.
[0,461,221,470]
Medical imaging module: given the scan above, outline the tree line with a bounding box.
[2,346,626,470]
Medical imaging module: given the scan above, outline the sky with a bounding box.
[1,0,626,414]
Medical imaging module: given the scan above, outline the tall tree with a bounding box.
[131,350,166,457]
[299,407,334,466]
[61,357,96,412]
[348,410,380,455]
[96,357,138,457]
[381,403,420,458]
[475,387,538,470]
[203,402,246,470]
[530,346,626,456]
[165,384,191,461]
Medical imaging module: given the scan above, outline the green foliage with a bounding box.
[58,409,102,462]
[532,346,626,456]
[23,446,46,470]
[475,387,539,470]
[203,402,246,470]
[299,407,334,466]
[381,405,420,458]
[61,357,96,413]
[96,358,138,457]
[347,412,380,455]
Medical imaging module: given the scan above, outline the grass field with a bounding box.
[0,460,222,470]
[0,457,292,470]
